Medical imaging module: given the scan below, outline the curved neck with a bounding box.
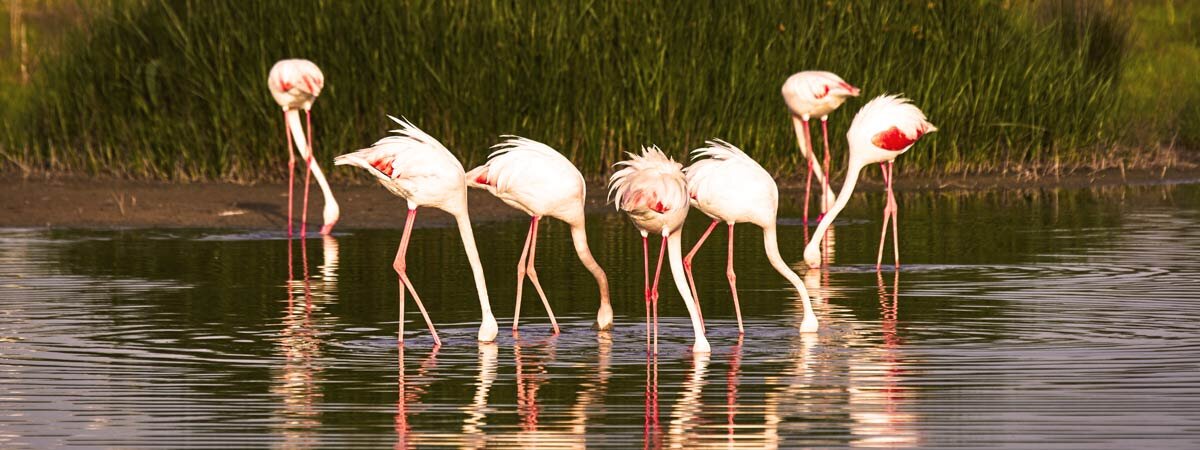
[569,220,610,309]
[286,110,309,159]
[805,162,863,255]
[454,210,494,319]
[286,110,339,214]
[762,223,816,319]
[667,230,704,338]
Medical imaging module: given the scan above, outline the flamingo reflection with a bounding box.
[666,351,710,448]
[395,344,440,449]
[272,235,339,446]
[726,336,743,445]
[644,339,661,449]
[848,271,917,447]
[514,332,556,434]
[569,331,612,440]
[462,343,498,449]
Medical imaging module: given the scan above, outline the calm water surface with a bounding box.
[2,183,1200,448]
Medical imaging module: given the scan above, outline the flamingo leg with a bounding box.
[284,111,295,237]
[513,217,535,332]
[726,223,743,335]
[802,121,813,230]
[300,110,314,236]
[650,234,668,355]
[875,163,895,271]
[524,217,560,334]
[643,235,651,351]
[394,208,441,346]
[889,163,900,269]
[821,116,832,218]
[683,219,718,334]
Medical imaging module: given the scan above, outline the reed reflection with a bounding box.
[849,271,917,448]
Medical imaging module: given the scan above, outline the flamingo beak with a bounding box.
[319,222,337,235]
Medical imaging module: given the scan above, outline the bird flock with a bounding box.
[268,59,936,354]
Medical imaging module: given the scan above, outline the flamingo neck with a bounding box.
[805,162,863,259]
[286,110,340,223]
[667,231,706,343]
[762,224,817,323]
[454,210,494,319]
[569,220,610,310]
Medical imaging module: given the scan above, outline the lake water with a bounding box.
[2,182,1199,448]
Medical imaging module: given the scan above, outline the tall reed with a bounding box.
[1,0,1128,181]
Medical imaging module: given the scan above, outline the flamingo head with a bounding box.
[809,72,860,100]
[320,202,341,235]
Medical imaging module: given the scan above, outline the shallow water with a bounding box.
[2,182,1200,448]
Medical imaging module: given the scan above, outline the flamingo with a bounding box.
[268,59,340,236]
[466,136,612,333]
[333,116,499,344]
[609,146,709,354]
[803,95,937,270]
[781,70,860,226]
[682,139,819,334]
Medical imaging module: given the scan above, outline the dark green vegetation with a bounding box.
[0,0,1195,181]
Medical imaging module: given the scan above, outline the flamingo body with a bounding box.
[684,140,819,333]
[609,148,691,237]
[339,121,470,210]
[842,95,937,168]
[466,137,613,331]
[268,59,324,111]
[781,71,860,120]
[468,138,585,219]
[335,116,499,343]
[686,141,778,227]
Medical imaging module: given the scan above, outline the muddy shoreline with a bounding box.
[2,166,1198,230]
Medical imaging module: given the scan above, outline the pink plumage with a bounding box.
[268,59,325,111]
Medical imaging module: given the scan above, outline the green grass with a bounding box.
[0,0,1149,181]
[1119,0,1200,151]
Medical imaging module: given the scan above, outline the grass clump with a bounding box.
[1,0,1137,181]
